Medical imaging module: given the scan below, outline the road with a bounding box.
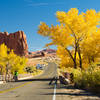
[0,62,99,100]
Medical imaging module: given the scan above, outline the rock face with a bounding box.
[28,49,56,58]
[0,31,28,56]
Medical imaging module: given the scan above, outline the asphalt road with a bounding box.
[0,62,99,100]
[0,62,57,100]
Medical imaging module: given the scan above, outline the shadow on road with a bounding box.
[40,84,100,98]
[40,92,95,96]
[42,84,77,90]
[13,78,100,98]
[17,78,53,82]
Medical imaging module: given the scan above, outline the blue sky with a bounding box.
[0,0,100,51]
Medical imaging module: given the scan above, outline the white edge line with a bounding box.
[53,84,56,100]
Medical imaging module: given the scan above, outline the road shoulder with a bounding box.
[56,84,100,100]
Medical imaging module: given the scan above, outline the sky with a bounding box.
[0,0,100,51]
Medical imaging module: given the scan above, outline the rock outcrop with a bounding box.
[0,31,28,56]
[28,49,56,58]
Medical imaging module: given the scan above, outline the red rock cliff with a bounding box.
[0,31,28,56]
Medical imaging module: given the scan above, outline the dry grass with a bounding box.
[27,57,47,66]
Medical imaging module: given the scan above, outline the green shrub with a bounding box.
[66,64,100,92]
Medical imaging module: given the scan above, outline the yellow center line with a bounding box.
[0,82,32,94]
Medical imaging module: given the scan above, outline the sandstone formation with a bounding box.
[28,49,56,58]
[0,31,28,56]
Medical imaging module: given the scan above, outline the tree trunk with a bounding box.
[91,56,94,62]
[73,59,77,69]
[77,45,82,69]
[74,42,78,69]
[65,48,77,69]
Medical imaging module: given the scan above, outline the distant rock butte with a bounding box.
[28,49,56,58]
[0,31,28,56]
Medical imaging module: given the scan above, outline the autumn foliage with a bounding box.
[0,44,27,81]
[38,8,100,69]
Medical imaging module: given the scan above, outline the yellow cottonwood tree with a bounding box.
[0,44,8,74]
[57,46,73,68]
[82,28,100,65]
[38,8,100,69]
[0,44,28,81]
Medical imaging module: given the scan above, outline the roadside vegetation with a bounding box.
[37,8,100,93]
[0,44,45,82]
[25,66,43,76]
[32,67,43,76]
[0,44,28,81]
[64,64,100,93]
